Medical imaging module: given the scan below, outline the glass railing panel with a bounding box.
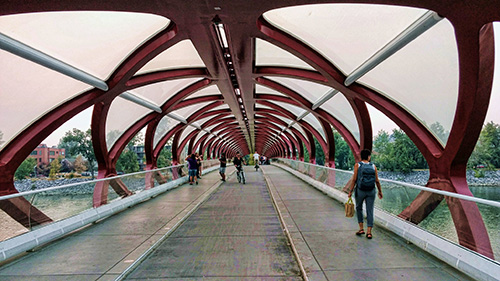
[29,182,95,225]
[272,158,500,261]
[0,206,30,241]
[0,163,189,242]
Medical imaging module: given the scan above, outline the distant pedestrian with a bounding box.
[185,153,198,185]
[195,153,202,179]
[348,149,383,239]
[219,153,227,181]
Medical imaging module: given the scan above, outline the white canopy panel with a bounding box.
[0,51,91,150]
[136,39,205,75]
[319,93,360,142]
[255,84,288,97]
[106,98,152,150]
[190,85,223,99]
[0,11,169,80]
[154,116,181,148]
[255,38,314,70]
[263,4,458,146]
[263,4,425,75]
[265,76,333,104]
[130,78,202,106]
[358,19,458,145]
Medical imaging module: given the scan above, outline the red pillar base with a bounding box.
[0,196,52,228]
[399,178,494,259]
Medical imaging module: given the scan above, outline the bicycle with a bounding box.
[255,163,259,171]
[236,165,246,184]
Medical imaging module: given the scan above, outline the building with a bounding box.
[132,145,146,170]
[28,144,65,166]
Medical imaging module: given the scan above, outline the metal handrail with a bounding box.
[0,163,188,202]
[275,158,500,208]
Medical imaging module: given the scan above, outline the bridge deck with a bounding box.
[0,165,473,280]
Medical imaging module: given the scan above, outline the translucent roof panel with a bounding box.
[0,11,170,80]
[154,116,181,148]
[180,125,197,144]
[255,84,288,97]
[0,51,91,150]
[171,101,212,119]
[290,122,306,137]
[204,123,218,132]
[366,104,398,136]
[263,4,426,75]
[194,131,210,146]
[319,93,360,142]
[190,85,223,99]
[136,39,205,75]
[265,77,333,103]
[302,112,326,139]
[357,19,458,145]
[271,100,305,117]
[255,103,277,111]
[131,78,202,106]
[106,97,152,150]
[255,38,314,70]
[207,103,230,112]
[195,116,212,126]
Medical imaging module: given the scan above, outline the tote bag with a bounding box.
[345,197,355,217]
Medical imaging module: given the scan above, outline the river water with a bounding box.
[1,185,499,260]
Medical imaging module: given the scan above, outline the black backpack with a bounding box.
[356,162,376,191]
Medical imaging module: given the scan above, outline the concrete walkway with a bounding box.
[262,165,473,281]
[124,166,301,280]
[0,164,476,281]
[0,167,233,281]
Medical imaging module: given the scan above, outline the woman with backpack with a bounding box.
[348,149,383,239]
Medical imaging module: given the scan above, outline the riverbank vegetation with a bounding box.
[312,122,500,174]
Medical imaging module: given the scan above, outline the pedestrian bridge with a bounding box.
[0,161,497,280]
[2,1,500,280]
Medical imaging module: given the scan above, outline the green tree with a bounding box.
[430,122,450,144]
[372,130,393,170]
[387,129,427,172]
[371,129,427,172]
[15,157,37,180]
[333,131,355,169]
[469,122,500,169]
[157,147,172,168]
[116,149,139,173]
[303,143,310,162]
[73,155,86,173]
[59,128,96,178]
[116,132,143,173]
[49,157,62,179]
[314,138,325,166]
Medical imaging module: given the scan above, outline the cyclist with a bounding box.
[253,151,260,171]
[233,152,246,183]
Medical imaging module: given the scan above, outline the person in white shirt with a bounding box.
[253,152,260,170]
[253,152,260,162]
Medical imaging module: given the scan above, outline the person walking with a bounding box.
[348,149,383,239]
[219,153,227,181]
[185,153,198,185]
[195,153,202,179]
